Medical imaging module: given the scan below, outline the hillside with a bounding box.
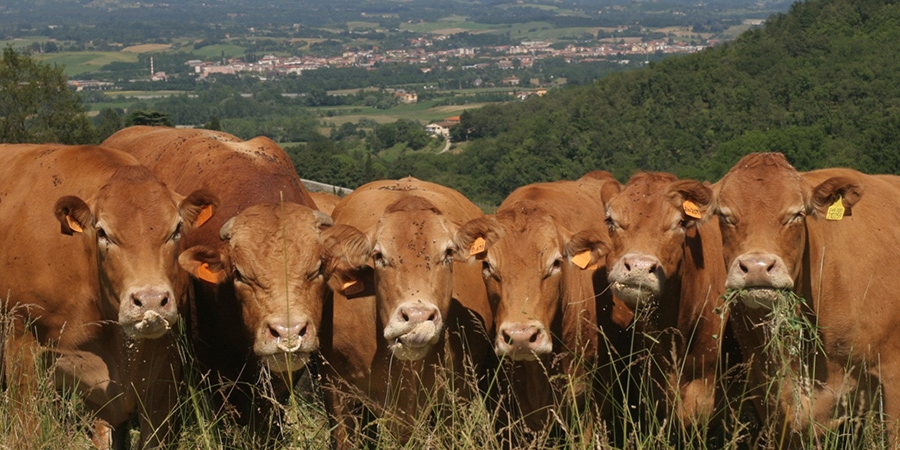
[407,0,900,206]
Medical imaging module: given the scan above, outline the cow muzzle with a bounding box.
[726,252,794,309]
[608,253,665,310]
[384,302,443,361]
[119,286,179,339]
[494,320,552,361]
[255,315,318,373]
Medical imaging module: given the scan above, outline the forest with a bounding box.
[285,0,900,207]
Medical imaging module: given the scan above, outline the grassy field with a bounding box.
[1,290,892,449]
[34,51,138,77]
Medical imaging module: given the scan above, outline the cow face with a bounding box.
[54,166,218,339]
[713,152,862,309]
[605,173,712,310]
[459,205,608,361]
[364,196,464,361]
[180,203,370,373]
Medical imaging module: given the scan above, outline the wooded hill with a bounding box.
[350,0,900,207]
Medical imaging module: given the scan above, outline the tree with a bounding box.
[94,108,124,142]
[0,46,96,144]
[126,110,174,127]
[204,115,222,131]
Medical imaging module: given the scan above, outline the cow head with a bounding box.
[179,203,370,373]
[458,203,609,361]
[54,165,219,339]
[713,152,863,309]
[605,172,713,310]
[349,196,469,361]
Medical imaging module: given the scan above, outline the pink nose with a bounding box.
[736,254,778,286]
[265,318,310,344]
[396,303,439,327]
[131,288,173,313]
[621,254,660,276]
[496,321,552,358]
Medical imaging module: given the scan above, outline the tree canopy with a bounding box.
[0,46,95,144]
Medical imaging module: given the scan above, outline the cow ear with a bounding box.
[313,209,334,230]
[666,179,713,225]
[565,228,610,270]
[321,223,373,296]
[179,245,230,284]
[54,196,93,236]
[456,215,503,261]
[809,176,863,218]
[600,178,623,206]
[180,189,220,229]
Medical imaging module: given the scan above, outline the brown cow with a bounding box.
[457,172,629,436]
[0,144,217,448]
[603,172,730,427]
[309,190,344,215]
[102,126,367,430]
[713,152,900,445]
[320,177,493,448]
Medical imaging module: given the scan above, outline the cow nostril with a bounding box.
[160,296,169,307]
[502,330,513,345]
[529,331,539,343]
[624,261,632,271]
[427,311,436,322]
[739,261,749,274]
[402,311,410,322]
[648,263,658,273]
[766,260,776,273]
[269,326,280,340]
[132,297,143,308]
[298,323,308,338]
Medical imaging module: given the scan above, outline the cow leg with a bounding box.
[323,381,363,450]
[135,339,182,448]
[91,419,129,450]
[3,324,42,447]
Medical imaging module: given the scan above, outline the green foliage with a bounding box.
[93,107,124,143]
[126,110,174,127]
[406,0,900,207]
[0,46,95,144]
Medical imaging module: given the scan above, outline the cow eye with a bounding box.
[373,251,386,268]
[96,227,111,245]
[605,217,619,232]
[170,222,183,242]
[718,214,736,227]
[549,257,563,276]
[443,247,455,265]
[481,261,493,279]
[786,211,806,225]
[308,259,325,280]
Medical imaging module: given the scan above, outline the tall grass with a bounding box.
[0,289,894,449]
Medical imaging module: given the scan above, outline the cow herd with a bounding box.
[0,126,898,448]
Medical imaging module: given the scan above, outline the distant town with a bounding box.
[189,38,711,79]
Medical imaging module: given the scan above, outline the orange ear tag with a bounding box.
[342,280,364,296]
[66,215,83,233]
[826,195,845,221]
[196,263,219,284]
[682,200,702,219]
[196,205,214,227]
[571,250,592,269]
[469,237,486,257]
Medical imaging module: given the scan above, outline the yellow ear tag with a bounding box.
[65,215,83,233]
[826,195,845,221]
[571,250,592,269]
[196,263,219,284]
[682,200,702,219]
[342,280,364,296]
[196,205,214,227]
[469,237,486,257]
